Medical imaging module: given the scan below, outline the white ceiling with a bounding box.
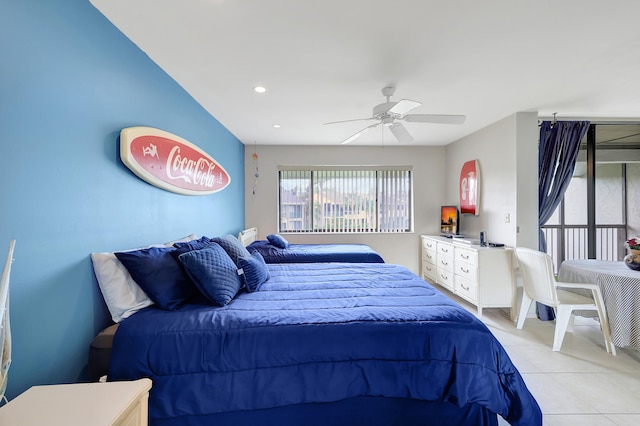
[90,0,640,146]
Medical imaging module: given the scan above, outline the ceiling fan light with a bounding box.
[254,86,266,93]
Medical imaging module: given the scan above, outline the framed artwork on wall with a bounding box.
[460,160,480,215]
[120,126,231,196]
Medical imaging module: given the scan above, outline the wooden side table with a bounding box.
[0,378,152,425]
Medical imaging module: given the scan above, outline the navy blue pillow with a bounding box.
[115,246,193,310]
[178,243,242,306]
[238,252,270,292]
[173,236,211,256]
[210,234,251,266]
[267,234,289,249]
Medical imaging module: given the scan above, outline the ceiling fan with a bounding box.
[324,86,466,144]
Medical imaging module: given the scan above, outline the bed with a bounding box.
[103,242,540,426]
[238,227,385,263]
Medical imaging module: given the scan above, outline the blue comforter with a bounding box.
[109,262,540,425]
[246,240,385,263]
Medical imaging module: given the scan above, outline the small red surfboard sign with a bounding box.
[120,126,231,196]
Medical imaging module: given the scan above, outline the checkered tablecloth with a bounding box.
[558,259,640,351]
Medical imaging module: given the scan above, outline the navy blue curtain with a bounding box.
[537,120,590,320]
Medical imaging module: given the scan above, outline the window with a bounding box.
[278,168,412,233]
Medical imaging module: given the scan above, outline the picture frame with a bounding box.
[459,160,480,215]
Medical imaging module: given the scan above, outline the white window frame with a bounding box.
[278,166,413,234]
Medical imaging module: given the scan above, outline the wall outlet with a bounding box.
[504,213,511,223]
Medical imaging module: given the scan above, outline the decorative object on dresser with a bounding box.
[421,235,515,320]
[0,378,152,425]
[439,205,460,237]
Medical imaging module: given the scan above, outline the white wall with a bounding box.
[444,112,539,248]
[244,145,447,273]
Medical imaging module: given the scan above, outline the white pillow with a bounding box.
[91,234,197,323]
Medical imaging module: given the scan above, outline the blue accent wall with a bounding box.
[0,0,245,399]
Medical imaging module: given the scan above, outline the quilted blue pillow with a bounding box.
[115,246,193,310]
[267,234,289,249]
[210,234,251,266]
[238,252,270,292]
[173,236,211,256]
[178,243,242,306]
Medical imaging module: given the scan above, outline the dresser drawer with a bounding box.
[436,253,454,273]
[456,247,478,265]
[437,268,455,291]
[437,242,454,257]
[422,238,437,251]
[456,261,477,281]
[422,250,436,265]
[422,262,436,282]
[455,275,478,303]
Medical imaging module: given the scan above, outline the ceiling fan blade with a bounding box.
[389,122,413,143]
[388,99,421,116]
[403,114,466,125]
[340,123,380,144]
[324,117,376,125]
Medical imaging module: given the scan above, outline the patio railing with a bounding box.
[541,225,627,274]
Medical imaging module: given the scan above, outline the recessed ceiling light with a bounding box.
[254,86,266,93]
[272,124,281,128]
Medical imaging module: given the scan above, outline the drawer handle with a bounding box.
[460,267,469,274]
[426,254,432,260]
[441,248,449,253]
[461,283,469,291]
[461,254,469,260]
[440,260,448,266]
[440,273,448,280]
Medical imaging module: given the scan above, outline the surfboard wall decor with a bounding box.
[120,126,231,196]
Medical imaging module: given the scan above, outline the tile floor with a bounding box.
[450,294,640,426]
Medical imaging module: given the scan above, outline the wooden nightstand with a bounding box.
[0,378,152,425]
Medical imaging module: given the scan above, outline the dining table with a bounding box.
[558,259,640,351]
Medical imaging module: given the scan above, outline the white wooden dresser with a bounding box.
[0,378,152,425]
[421,235,516,320]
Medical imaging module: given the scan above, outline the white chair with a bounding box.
[514,247,616,355]
[0,240,16,403]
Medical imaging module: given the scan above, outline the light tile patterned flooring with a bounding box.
[449,294,640,426]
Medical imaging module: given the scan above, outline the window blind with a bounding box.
[278,168,412,233]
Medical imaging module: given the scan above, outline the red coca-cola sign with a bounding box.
[120,127,231,195]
